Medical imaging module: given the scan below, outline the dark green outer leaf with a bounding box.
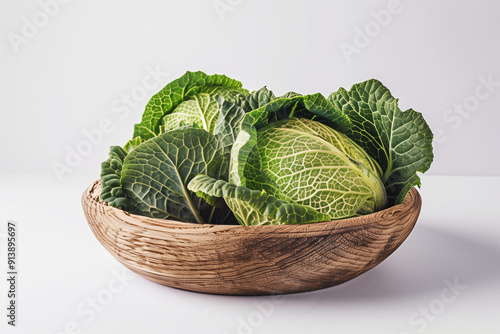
[231,87,276,112]
[121,128,224,223]
[246,92,352,132]
[328,79,434,204]
[100,146,131,210]
[160,88,242,134]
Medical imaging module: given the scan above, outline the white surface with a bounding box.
[0,174,499,334]
[1,0,500,177]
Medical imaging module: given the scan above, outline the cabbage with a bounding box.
[100,71,433,225]
[256,118,387,218]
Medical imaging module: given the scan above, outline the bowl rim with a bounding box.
[85,179,420,230]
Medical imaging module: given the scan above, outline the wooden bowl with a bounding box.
[82,180,421,295]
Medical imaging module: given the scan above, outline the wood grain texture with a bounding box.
[82,180,421,295]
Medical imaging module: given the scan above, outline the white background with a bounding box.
[1,0,499,333]
[1,0,500,178]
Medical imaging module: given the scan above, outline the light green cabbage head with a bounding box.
[253,117,387,218]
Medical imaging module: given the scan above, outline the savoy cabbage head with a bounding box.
[100,71,433,226]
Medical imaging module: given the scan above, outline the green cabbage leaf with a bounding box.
[121,128,232,224]
[328,79,433,204]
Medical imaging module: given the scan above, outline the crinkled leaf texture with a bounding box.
[123,137,144,153]
[229,92,352,187]
[213,96,247,154]
[231,86,276,112]
[246,91,352,131]
[133,71,248,140]
[120,128,233,224]
[100,146,131,210]
[254,118,387,219]
[328,79,434,204]
[188,175,330,226]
